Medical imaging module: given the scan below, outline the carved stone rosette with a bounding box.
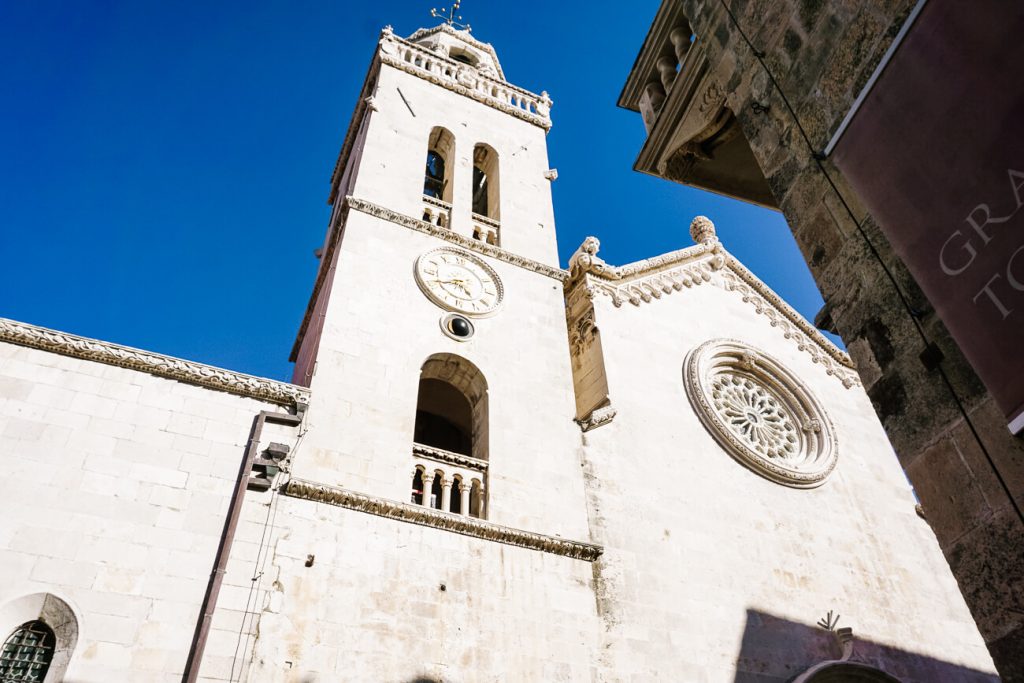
[684,339,838,488]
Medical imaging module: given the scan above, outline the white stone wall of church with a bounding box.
[291,209,591,542]
[580,273,997,681]
[0,341,294,682]
[234,496,600,683]
[352,63,560,268]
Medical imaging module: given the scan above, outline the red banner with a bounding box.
[831,1,1024,432]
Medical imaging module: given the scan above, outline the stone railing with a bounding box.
[422,195,452,228]
[639,22,696,132]
[411,443,486,519]
[471,213,500,246]
[379,30,552,130]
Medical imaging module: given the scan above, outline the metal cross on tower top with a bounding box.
[431,1,471,31]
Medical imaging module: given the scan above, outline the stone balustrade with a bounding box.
[379,33,552,130]
[411,443,486,519]
[471,213,500,246]
[422,195,452,228]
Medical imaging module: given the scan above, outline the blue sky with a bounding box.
[0,1,832,381]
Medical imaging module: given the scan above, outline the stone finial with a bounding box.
[689,215,717,245]
[569,236,621,280]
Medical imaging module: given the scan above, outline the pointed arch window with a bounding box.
[0,621,55,682]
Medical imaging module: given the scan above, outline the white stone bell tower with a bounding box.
[285,20,587,538]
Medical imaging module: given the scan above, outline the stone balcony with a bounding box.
[410,443,487,519]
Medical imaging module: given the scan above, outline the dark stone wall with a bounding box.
[672,0,1024,678]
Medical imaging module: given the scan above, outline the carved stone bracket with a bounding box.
[283,478,603,562]
[0,317,310,408]
[576,404,617,433]
[345,196,568,282]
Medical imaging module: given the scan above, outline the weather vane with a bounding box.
[431,1,471,32]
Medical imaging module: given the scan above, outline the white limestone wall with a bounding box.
[291,209,590,541]
[236,496,600,683]
[0,341,292,682]
[579,273,997,681]
[352,63,559,268]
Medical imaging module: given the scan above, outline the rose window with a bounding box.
[685,339,837,487]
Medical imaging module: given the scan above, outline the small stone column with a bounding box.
[476,485,486,519]
[459,481,471,516]
[657,55,678,92]
[413,468,423,505]
[441,477,453,512]
[669,25,692,63]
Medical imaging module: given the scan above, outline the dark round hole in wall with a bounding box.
[448,316,473,338]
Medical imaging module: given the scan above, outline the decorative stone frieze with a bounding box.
[0,317,310,408]
[346,196,568,282]
[684,339,838,488]
[576,404,617,432]
[719,260,859,388]
[282,478,603,561]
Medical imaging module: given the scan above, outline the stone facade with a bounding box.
[0,18,1002,683]
[619,1,1024,679]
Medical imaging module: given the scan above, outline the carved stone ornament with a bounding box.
[576,404,617,432]
[283,478,603,561]
[684,339,838,488]
[0,317,310,408]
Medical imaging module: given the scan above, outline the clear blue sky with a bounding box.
[0,0,834,382]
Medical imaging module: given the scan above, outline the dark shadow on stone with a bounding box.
[733,609,997,682]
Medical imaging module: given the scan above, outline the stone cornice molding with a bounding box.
[283,478,603,562]
[0,318,310,408]
[379,32,552,130]
[570,241,858,388]
[413,443,488,473]
[719,256,858,386]
[346,196,568,282]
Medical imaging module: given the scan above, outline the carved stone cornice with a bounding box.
[379,32,552,130]
[719,257,859,387]
[413,443,488,473]
[282,478,603,562]
[345,196,568,282]
[0,318,310,408]
[576,404,617,433]
[570,239,859,388]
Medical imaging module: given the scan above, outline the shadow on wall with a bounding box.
[733,609,997,683]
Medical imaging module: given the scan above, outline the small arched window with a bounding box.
[471,144,500,221]
[0,620,56,682]
[423,127,455,203]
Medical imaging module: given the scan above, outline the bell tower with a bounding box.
[286,19,587,539]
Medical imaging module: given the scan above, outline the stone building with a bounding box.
[619,1,1024,679]
[0,16,1001,683]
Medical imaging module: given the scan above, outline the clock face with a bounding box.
[415,248,504,317]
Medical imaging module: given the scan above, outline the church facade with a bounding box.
[0,20,999,683]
